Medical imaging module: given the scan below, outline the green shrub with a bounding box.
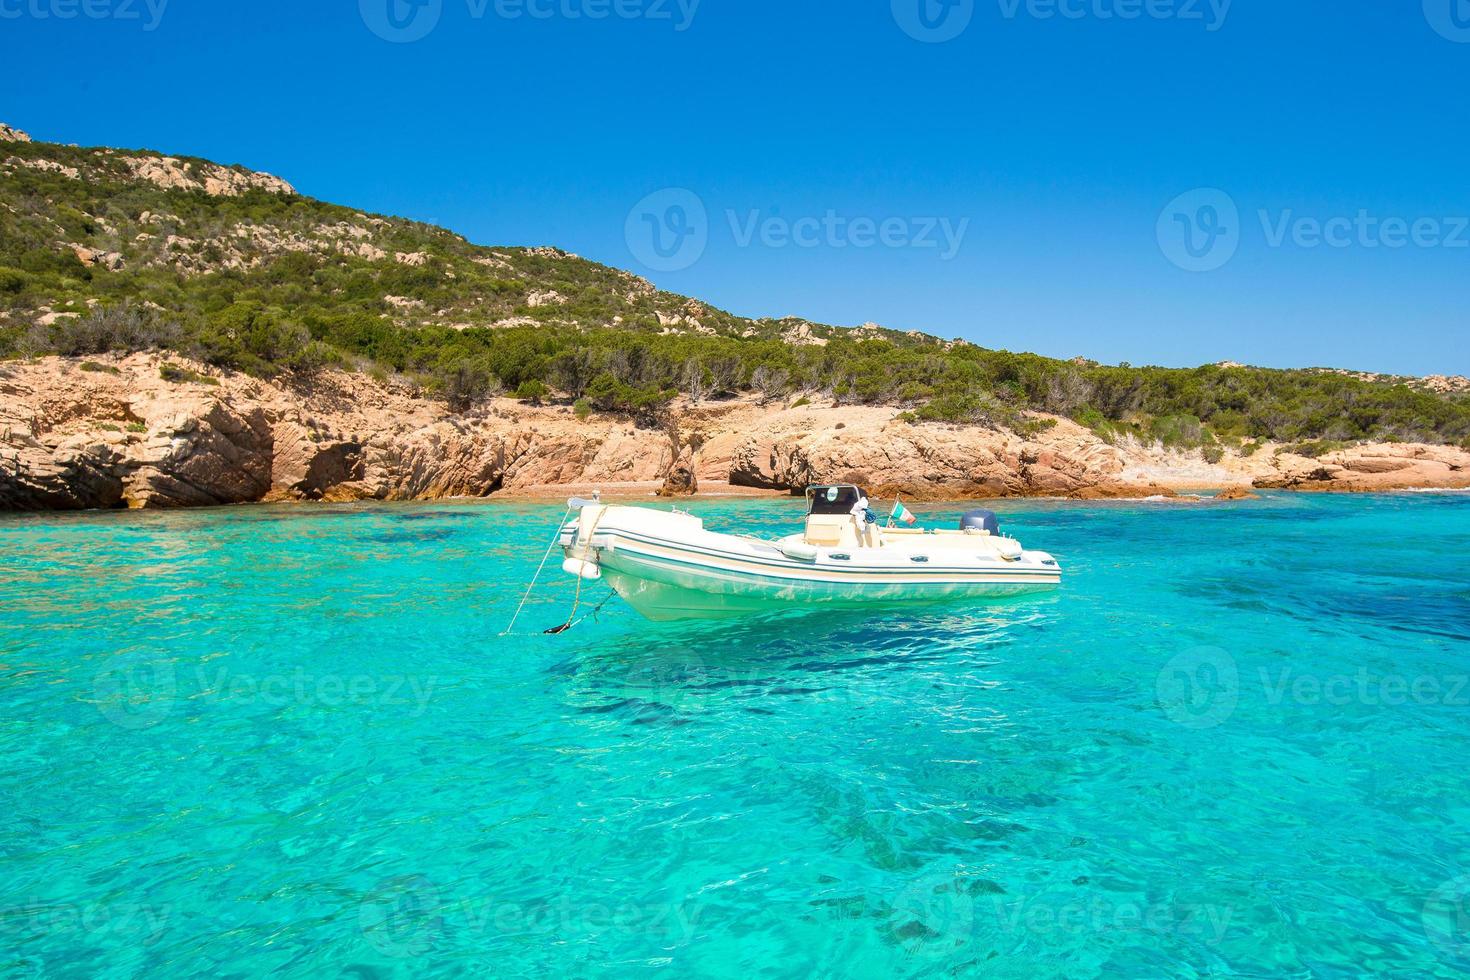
[1014,416,1058,438]
[912,389,1029,430]
[0,267,28,294]
[585,372,636,412]
[896,381,932,403]
[80,361,120,375]
[1282,440,1346,458]
[1075,406,1107,430]
[52,304,180,356]
[438,361,498,411]
[191,302,326,376]
[515,379,550,402]
[573,399,592,420]
[160,362,220,386]
[1149,414,1204,448]
[1202,444,1225,464]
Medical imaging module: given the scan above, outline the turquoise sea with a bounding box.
[3,491,1470,978]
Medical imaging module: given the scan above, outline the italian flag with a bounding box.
[891,500,917,526]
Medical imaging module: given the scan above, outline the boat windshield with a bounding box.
[805,485,867,516]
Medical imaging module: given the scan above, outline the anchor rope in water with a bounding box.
[543,558,588,635]
[546,507,609,634]
[500,504,573,637]
[554,590,617,634]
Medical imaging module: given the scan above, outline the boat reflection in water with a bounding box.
[554,596,1052,727]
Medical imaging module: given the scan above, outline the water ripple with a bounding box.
[1,494,1468,975]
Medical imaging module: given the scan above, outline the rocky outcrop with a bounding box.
[657,446,698,497]
[71,245,125,270]
[1251,444,1469,493]
[0,434,126,510]
[268,420,365,501]
[1421,375,1470,395]
[0,124,30,143]
[118,154,295,197]
[367,421,505,500]
[3,355,1469,511]
[718,408,1169,499]
[0,366,272,509]
[125,402,275,507]
[6,156,78,179]
[526,290,565,308]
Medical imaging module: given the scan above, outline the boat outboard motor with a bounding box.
[960,509,1000,535]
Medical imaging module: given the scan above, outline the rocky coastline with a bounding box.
[2,353,1468,512]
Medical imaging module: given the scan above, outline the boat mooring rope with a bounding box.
[502,503,610,637]
[545,507,608,634]
[555,590,617,633]
[544,561,587,635]
[500,504,573,637]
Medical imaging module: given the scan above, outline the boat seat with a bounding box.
[804,515,886,548]
[804,515,851,547]
[805,514,870,552]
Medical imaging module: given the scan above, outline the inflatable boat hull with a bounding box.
[560,505,1060,622]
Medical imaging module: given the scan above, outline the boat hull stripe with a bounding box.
[590,527,1061,586]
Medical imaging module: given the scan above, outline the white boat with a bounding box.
[558,485,1061,621]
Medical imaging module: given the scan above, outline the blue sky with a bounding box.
[2,0,1466,374]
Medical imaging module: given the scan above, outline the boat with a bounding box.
[557,485,1061,621]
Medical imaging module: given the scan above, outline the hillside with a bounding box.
[2,121,1469,458]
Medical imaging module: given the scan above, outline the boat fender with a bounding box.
[562,557,603,581]
[780,541,820,562]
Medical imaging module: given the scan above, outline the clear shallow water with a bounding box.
[2,492,1469,978]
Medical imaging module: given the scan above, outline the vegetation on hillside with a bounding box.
[2,131,1468,450]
